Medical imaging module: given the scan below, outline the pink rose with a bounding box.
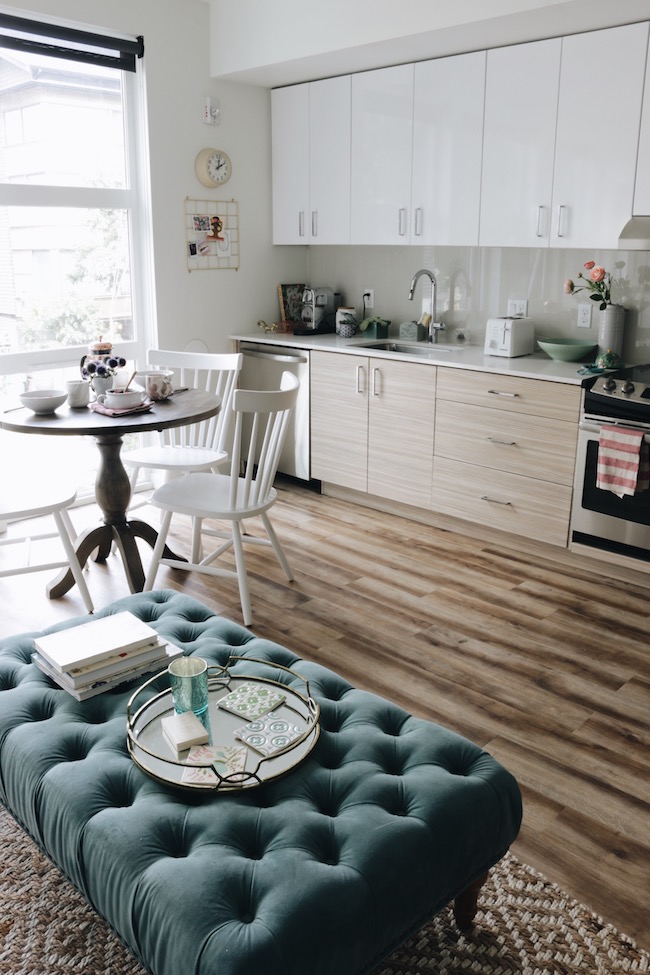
[583,261,595,270]
[590,266,606,283]
[563,279,575,294]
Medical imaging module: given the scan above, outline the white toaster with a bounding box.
[484,317,535,357]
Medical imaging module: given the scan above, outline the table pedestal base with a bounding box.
[47,519,183,599]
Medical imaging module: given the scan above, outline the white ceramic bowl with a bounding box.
[100,388,146,409]
[19,390,67,414]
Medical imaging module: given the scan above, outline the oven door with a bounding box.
[571,419,650,561]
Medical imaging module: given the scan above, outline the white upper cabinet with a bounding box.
[272,76,351,244]
[551,22,648,249]
[351,64,414,245]
[634,35,650,216]
[272,84,309,244]
[411,52,485,246]
[480,24,649,249]
[309,75,351,244]
[480,39,561,247]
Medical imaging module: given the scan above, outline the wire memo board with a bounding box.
[185,198,239,271]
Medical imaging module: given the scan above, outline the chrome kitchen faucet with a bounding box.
[408,268,445,343]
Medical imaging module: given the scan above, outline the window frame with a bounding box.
[0,15,154,379]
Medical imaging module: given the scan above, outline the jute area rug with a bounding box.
[1,803,647,975]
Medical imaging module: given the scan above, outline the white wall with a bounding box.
[1,0,307,353]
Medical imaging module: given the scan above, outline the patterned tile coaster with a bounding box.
[218,681,286,720]
[234,713,305,757]
[181,744,247,785]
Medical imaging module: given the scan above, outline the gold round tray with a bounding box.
[126,657,320,792]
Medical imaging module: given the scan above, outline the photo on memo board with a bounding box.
[185,198,239,271]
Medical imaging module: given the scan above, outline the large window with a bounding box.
[0,14,150,385]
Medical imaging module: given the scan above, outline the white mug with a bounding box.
[66,380,90,409]
[145,372,174,401]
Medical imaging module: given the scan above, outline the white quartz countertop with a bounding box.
[231,332,589,386]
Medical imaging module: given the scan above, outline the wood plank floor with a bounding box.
[1,479,649,950]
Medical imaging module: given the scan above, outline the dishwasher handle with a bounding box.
[241,349,308,365]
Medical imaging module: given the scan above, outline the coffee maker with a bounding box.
[294,287,337,334]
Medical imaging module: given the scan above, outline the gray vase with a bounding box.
[597,303,625,357]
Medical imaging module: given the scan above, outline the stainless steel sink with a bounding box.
[360,341,462,356]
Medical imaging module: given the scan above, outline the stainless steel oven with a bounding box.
[571,365,650,563]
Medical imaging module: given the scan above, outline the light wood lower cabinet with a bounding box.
[432,369,580,546]
[310,351,436,506]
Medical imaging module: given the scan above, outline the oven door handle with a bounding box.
[580,418,650,442]
[579,419,604,436]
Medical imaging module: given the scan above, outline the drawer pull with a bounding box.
[487,389,519,397]
[481,496,512,506]
[371,367,380,397]
[355,364,364,394]
[486,437,517,446]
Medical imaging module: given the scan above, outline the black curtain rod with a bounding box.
[0,13,143,71]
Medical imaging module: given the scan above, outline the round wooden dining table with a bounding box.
[1,389,221,598]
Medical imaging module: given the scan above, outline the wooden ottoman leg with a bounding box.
[453,871,488,929]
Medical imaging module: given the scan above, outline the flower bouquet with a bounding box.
[564,261,611,310]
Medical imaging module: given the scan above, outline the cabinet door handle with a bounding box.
[556,204,566,238]
[413,207,423,237]
[355,365,365,394]
[536,205,545,237]
[298,211,305,237]
[487,389,519,398]
[486,437,517,446]
[311,211,317,237]
[398,208,407,236]
[371,367,380,396]
[481,496,512,506]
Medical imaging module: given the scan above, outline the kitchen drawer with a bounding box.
[431,456,572,546]
[436,368,581,422]
[435,401,578,485]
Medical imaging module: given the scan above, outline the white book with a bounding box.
[32,642,184,701]
[64,639,170,688]
[33,611,161,674]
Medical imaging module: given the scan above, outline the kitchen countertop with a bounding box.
[231,332,589,386]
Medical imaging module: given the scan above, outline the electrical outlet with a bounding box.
[363,288,374,310]
[577,303,592,328]
[507,298,528,317]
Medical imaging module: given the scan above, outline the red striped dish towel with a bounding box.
[596,425,650,498]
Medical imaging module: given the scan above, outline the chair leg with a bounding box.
[191,516,203,563]
[261,512,294,581]
[143,509,174,591]
[54,508,94,613]
[231,521,252,627]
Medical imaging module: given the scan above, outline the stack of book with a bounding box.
[32,611,182,701]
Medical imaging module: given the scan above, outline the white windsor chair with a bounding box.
[0,480,94,613]
[123,349,243,510]
[143,372,300,626]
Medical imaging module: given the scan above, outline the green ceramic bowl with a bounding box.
[536,338,597,362]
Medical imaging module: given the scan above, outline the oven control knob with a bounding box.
[603,376,616,391]
[621,380,635,395]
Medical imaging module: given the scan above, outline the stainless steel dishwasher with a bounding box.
[239,342,310,480]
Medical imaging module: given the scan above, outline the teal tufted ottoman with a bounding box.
[0,591,522,975]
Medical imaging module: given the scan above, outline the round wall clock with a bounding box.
[195,148,232,187]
